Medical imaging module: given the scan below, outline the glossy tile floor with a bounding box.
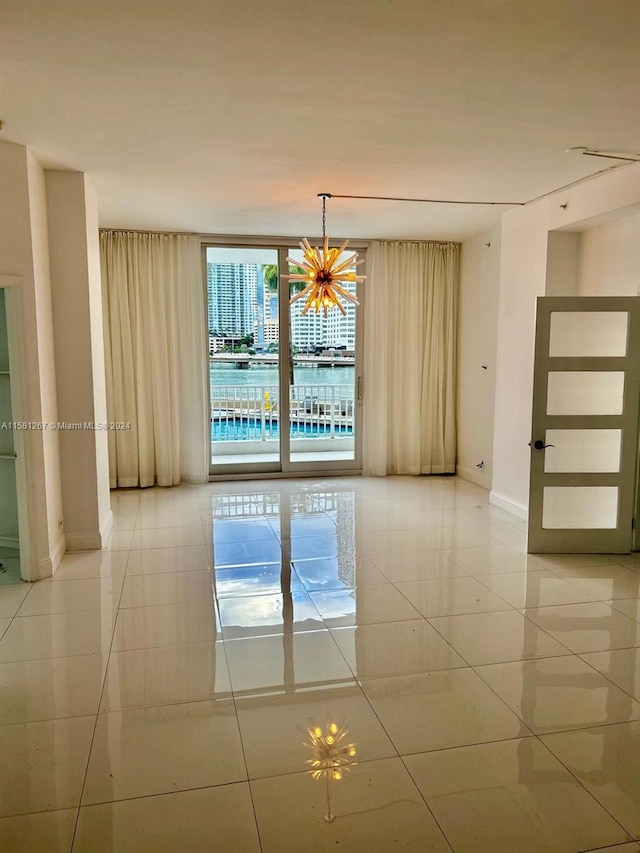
[2,476,640,851]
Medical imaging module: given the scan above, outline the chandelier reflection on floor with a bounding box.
[304,718,357,822]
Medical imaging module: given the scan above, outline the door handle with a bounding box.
[529,439,555,450]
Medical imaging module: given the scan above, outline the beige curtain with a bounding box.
[100,231,209,487]
[363,240,459,476]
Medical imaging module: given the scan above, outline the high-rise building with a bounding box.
[207,262,258,337]
[289,281,357,349]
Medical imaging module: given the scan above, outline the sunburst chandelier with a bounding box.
[287,193,365,317]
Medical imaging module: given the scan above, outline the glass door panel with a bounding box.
[208,247,281,470]
[286,248,357,466]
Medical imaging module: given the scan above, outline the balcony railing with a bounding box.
[211,384,354,442]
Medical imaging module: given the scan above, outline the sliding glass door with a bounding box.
[286,247,358,467]
[206,242,363,476]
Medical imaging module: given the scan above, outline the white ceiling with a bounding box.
[1,0,639,241]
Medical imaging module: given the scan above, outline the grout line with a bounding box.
[69,551,129,853]
[536,735,637,844]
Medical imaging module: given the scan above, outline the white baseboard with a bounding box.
[456,465,492,491]
[37,535,67,581]
[489,490,528,521]
[64,510,114,553]
[65,532,104,551]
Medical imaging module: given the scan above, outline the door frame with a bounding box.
[0,276,32,580]
[527,296,640,554]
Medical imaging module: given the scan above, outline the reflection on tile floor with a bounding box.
[2,475,640,851]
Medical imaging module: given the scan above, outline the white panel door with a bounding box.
[528,297,640,553]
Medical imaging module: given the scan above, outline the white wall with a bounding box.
[46,170,112,550]
[578,211,640,296]
[491,164,640,518]
[456,227,501,489]
[545,232,580,296]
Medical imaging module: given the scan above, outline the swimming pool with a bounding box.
[212,417,353,440]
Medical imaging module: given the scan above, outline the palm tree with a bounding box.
[262,263,307,294]
[260,262,308,388]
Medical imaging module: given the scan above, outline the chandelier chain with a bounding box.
[321,195,327,239]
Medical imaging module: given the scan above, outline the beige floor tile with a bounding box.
[0,808,77,853]
[218,590,324,638]
[395,576,512,618]
[542,721,640,840]
[443,546,546,576]
[309,584,422,627]
[330,619,466,679]
[428,610,571,665]
[0,584,31,618]
[610,553,640,571]
[209,516,282,544]
[224,630,352,694]
[0,654,106,724]
[354,509,431,533]
[138,487,200,509]
[531,553,615,571]
[112,600,219,651]
[0,616,10,638]
[104,529,135,551]
[476,655,640,733]
[475,569,600,608]
[73,783,261,853]
[367,550,468,583]
[82,699,246,804]
[135,510,205,529]
[17,577,124,617]
[213,562,302,598]
[487,522,528,546]
[580,646,640,700]
[100,642,232,711]
[293,554,389,590]
[579,845,640,852]
[51,551,128,581]
[549,564,640,601]
[447,506,519,527]
[250,757,451,853]
[235,684,396,779]
[119,569,214,608]
[125,545,211,575]
[0,716,95,817]
[211,536,282,567]
[360,668,530,754]
[113,515,138,531]
[432,525,503,550]
[130,526,205,551]
[611,597,640,622]
[405,738,629,853]
[0,610,116,663]
[356,529,424,556]
[523,601,640,653]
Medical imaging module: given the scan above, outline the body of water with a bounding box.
[212,417,353,440]
[210,364,355,388]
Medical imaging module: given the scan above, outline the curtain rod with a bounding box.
[99,228,200,237]
[322,159,636,210]
[324,193,524,206]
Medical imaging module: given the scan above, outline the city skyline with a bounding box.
[206,259,356,349]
